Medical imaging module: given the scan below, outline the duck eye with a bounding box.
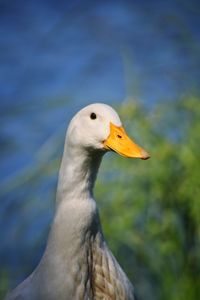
[90,112,97,120]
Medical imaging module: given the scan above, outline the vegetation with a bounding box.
[96,96,200,300]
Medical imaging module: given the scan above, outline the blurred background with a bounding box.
[0,0,200,299]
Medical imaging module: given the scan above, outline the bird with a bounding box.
[5,103,150,300]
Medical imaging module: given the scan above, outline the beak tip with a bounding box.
[141,149,150,160]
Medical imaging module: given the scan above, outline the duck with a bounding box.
[5,103,150,300]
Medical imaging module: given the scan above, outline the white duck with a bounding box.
[5,103,150,300]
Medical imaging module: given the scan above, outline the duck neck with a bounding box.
[35,145,104,294]
[56,143,104,203]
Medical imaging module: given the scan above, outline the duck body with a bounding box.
[8,201,134,300]
[6,103,149,300]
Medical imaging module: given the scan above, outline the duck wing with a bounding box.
[91,239,135,300]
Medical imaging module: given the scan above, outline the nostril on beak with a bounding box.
[117,134,122,139]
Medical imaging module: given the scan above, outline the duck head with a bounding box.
[67,103,150,160]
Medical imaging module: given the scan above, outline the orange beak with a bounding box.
[103,123,150,160]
